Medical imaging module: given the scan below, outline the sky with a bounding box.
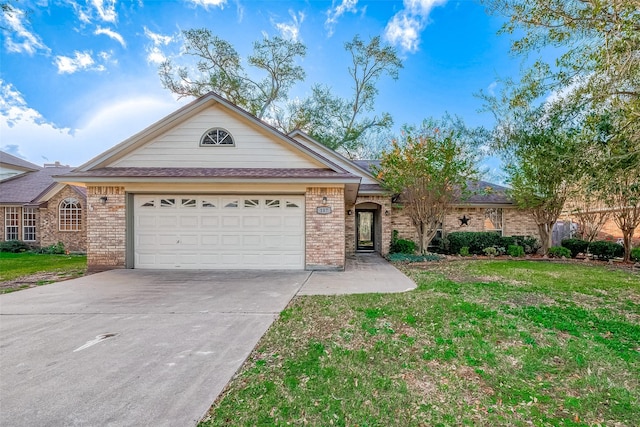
[0,0,525,179]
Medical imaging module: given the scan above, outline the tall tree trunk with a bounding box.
[622,228,634,263]
[537,222,553,255]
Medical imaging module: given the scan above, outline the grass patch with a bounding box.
[201,261,640,426]
[0,252,87,284]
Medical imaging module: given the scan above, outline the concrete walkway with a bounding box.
[298,252,416,295]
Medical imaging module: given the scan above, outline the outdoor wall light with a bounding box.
[385,210,390,216]
[99,196,108,204]
[322,196,328,205]
[347,209,353,215]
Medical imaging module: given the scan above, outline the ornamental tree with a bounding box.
[159,29,306,121]
[375,118,479,253]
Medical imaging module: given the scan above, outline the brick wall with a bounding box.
[392,205,540,245]
[40,186,87,252]
[305,187,345,270]
[346,195,392,256]
[87,186,126,271]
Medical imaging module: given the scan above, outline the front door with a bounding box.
[356,210,375,251]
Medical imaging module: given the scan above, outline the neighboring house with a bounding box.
[55,92,539,272]
[0,152,87,252]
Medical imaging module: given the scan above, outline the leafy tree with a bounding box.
[586,112,640,262]
[566,184,610,243]
[374,118,479,253]
[159,29,306,120]
[290,35,402,157]
[492,102,580,255]
[481,0,640,153]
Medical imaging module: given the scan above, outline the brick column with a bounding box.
[305,187,345,270]
[87,186,126,271]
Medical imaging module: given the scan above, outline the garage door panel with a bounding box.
[242,235,261,246]
[134,195,305,269]
[283,216,303,228]
[201,234,220,246]
[157,234,179,246]
[201,216,219,227]
[222,216,240,227]
[263,217,282,228]
[179,216,199,228]
[157,216,178,227]
[242,216,261,227]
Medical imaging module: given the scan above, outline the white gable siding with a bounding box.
[112,105,324,169]
[289,134,379,185]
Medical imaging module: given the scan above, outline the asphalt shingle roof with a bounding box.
[57,167,359,180]
[0,166,76,204]
[0,151,41,171]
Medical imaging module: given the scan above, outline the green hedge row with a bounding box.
[560,238,624,260]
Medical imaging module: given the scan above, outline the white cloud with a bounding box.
[95,26,126,47]
[54,51,106,74]
[325,0,359,37]
[91,0,117,22]
[1,7,50,55]
[384,0,448,52]
[487,81,498,96]
[0,80,183,166]
[274,10,305,41]
[187,0,227,10]
[143,27,175,65]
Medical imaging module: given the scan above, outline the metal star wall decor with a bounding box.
[459,215,470,226]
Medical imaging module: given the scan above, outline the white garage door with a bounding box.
[133,195,305,269]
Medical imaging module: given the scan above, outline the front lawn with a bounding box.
[0,252,87,292]
[202,260,640,426]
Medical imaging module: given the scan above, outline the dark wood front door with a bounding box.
[356,210,375,251]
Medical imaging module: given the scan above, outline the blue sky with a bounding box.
[1,0,523,178]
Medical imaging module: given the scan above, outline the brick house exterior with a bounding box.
[0,152,87,252]
[54,92,543,272]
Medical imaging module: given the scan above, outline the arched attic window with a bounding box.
[200,128,234,146]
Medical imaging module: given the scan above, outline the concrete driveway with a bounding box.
[0,269,309,427]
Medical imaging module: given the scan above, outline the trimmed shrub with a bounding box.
[511,235,541,254]
[33,242,66,255]
[448,232,503,255]
[429,236,449,254]
[561,238,589,258]
[631,247,640,262]
[460,246,470,257]
[0,240,32,253]
[390,230,417,254]
[483,247,498,256]
[548,246,571,258]
[507,245,525,257]
[589,240,624,260]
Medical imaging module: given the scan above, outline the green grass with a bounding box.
[0,252,87,282]
[201,260,640,426]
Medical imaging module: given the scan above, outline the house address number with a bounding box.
[316,206,332,215]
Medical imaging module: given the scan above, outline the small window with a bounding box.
[265,199,280,208]
[59,198,82,231]
[160,198,176,208]
[141,200,155,208]
[200,128,234,146]
[484,208,503,235]
[224,199,238,208]
[244,199,260,208]
[181,198,197,208]
[202,200,217,208]
[23,207,37,241]
[285,201,300,208]
[5,207,19,240]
